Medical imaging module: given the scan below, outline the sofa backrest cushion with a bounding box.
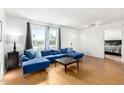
[24,49,36,59]
[67,48,73,53]
[60,48,67,54]
[52,49,62,55]
[41,50,53,57]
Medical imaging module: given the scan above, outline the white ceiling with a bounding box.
[5,8,124,28]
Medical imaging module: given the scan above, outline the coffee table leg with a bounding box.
[65,65,67,73]
[77,61,79,69]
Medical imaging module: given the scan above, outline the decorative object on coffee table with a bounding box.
[55,57,79,73]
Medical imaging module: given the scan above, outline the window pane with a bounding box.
[49,28,58,49]
[32,26,46,50]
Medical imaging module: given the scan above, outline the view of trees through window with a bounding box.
[31,25,58,50]
[49,28,57,49]
[32,27,46,50]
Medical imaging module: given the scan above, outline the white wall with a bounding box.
[6,15,124,61]
[61,27,78,50]
[0,9,6,79]
[104,29,122,40]
[78,21,124,59]
[6,15,78,53]
[6,16,27,52]
[7,15,124,60]
[78,27,104,58]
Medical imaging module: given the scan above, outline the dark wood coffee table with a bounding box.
[55,57,79,73]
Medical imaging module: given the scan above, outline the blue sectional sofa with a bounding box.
[20,48,84,75]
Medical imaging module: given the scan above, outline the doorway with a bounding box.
[104,28,122,63]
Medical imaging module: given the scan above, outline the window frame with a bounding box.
[31,23,59,50]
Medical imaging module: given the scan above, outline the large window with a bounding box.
[32,26,46,50]
[31,24,59,50]
[49,27,58,49]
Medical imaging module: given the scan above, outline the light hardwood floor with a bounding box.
[1,56,124,85]
[105,54,122,63]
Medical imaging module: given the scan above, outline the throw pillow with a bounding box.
[35,50,42,58]
[24,49,36,59]
[67,48,73,53]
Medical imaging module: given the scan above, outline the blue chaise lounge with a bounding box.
[20,49,50,75]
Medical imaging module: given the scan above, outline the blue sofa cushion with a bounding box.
[67,52,84,59]
[24,49,36,59]
[41,50,53,57]
[21,55,30,61]
[52,49,62,55]
[43,55,57,61]
[22,57,50,74]
[23,57,49,66]
[43,54,68,62]
[54,54,68,58]
[61,48,67,54]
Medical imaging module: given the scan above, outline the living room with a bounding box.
[1,8,124,85]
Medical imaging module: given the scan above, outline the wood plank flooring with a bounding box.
[1,56,124,85]
[105,54,122,63]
